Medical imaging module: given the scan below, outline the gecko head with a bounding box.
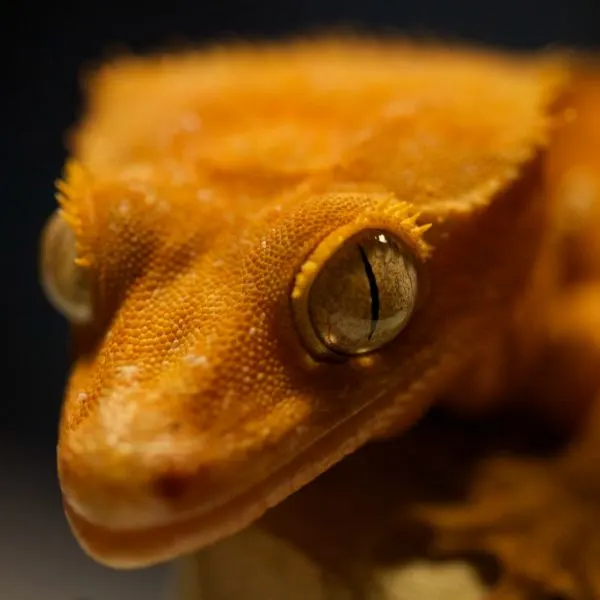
[39,156,543,569]
[38,40,563,569]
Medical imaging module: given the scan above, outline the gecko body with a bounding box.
[39,37,600,599]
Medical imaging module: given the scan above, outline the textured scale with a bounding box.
[41,36,600,596]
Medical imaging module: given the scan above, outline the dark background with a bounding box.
[0,1,598,598]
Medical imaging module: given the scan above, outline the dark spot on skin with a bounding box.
[153,472,189,500]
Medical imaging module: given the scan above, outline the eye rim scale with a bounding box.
[290,200,432,362]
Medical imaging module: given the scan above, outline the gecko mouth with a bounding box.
[63,387,420,570]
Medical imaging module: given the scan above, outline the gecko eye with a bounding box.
[39,211,93,323]
[295,229,419,357]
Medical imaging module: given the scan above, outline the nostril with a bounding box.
[149,461,235,513]
[152,471,190,501]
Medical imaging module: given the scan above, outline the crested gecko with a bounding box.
[38,36,600,599]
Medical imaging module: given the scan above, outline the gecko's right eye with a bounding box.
[39,211,93,324]
[291,228,420,360]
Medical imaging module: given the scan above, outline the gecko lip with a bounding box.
[61,389,412,570]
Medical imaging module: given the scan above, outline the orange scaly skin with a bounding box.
[40,37,600,599]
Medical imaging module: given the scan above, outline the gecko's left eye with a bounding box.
[39,211,93,323]
[292,229,419,358]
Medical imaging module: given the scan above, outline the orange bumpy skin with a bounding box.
[39,36,600,586]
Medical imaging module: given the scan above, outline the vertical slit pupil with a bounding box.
[358,244,380,340]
